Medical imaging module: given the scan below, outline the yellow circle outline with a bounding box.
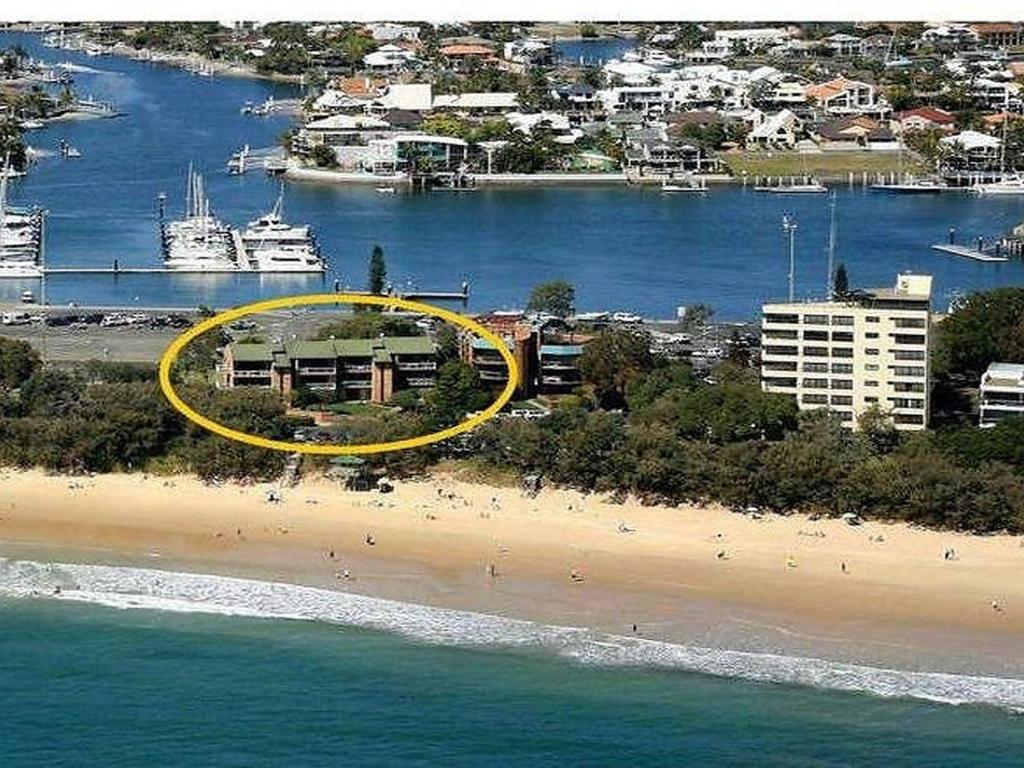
[158,293,520,455]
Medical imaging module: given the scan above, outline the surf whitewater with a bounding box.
[2,557,1023,712]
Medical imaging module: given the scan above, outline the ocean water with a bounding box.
[2,31,1024,318]
[1,558,1023,766]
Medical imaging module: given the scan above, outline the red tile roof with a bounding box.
[895,107,955,125]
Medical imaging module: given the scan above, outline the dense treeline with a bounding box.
[0,339,293,480]
[3,282,1024,533]
[466,354,1024,533]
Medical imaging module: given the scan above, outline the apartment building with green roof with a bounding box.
[222,336,437,403]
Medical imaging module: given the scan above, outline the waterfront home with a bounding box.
[222,337,437,403]
[939,130,1003,170]
[503,39,552,66]
[979,363,1024,428]
[300,113,393,149]
[891,106,956,135]
[806,76,883,117]
[761,273,933,431]
[370,133,470,174]
[624,127,722,175]
[746,109,801,149]
[813,116,896,150]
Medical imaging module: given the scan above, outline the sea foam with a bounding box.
[2,557,1022,712]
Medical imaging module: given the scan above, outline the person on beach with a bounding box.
[841,561,848,574]
[365,534,375,546]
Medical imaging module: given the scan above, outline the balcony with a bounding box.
[233,369,272,378]
[398,361,438,371]
[297,366,336,375]
[406,377,435,387]
[343,365,372,374]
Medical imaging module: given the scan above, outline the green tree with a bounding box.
[424,361,491,428]
[0,337,41,389]
[526,280,575,318]
[579,328,655,408]
[368,245,388,296]
[310,143,337,168]
[933,287,1024,378]
[833,263,849,298]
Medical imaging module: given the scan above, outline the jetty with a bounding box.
[930,244,1009,263]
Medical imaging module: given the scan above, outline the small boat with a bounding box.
[661,176,707,194]
[20,290,36,303]
[760,181,828,194]
[375,186,397,195]
[973,173,1024,196]
[58,140,82,159]
[19,119,45,130]
[870,177,948,194]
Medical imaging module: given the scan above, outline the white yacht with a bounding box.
[239,188,326,273]
[0,157,44,279]
[162,166,239,271]
[973,173,1024,196]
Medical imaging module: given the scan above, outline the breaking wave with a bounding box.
[2,557,1022,712]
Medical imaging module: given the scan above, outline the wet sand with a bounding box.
[2,468,1023,675]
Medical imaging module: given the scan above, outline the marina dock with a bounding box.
[930,244,1009,263]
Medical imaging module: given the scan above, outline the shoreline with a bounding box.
[2,468,1024,679]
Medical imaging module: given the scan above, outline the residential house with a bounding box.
[813,116,896,150]
[746,109,801,149]
[432,92,520,114]
[823,33,866,57]
[921,24,980,48]
[939,129,1003,170]
[806,76,883,116]
[712,27,793,53]
[892,106,956,135]
[503,39,553,66]
[439,43,497,70]
[362,44,418,71]
[366,23,420,43]
[970,22,1024,48]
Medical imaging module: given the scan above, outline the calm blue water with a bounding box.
[2,597,1023,767]
[3,31,1024,318]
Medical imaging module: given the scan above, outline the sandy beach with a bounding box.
[2,468,1024,674]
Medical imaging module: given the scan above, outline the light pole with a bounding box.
[782,214,797,302]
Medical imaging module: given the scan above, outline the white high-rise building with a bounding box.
[979,363,1024,428]
[760,274,933,431]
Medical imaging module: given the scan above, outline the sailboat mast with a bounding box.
[0,153,9,229]
[827,193,837,298]
[185,161,194,218]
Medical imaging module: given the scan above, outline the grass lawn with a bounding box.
[323,401,388,416]
[723,151,928,180]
